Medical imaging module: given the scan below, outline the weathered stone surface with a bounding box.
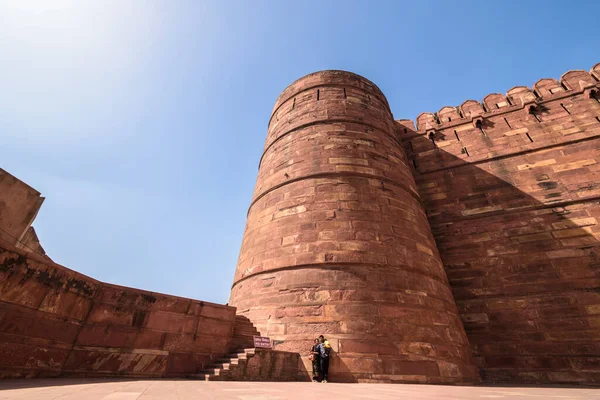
[0,240,236,379]
[2,62,600,386]
[220,349,300,381]
[230,70,480,384]
[0,168,48,258]
[405,63,600,385]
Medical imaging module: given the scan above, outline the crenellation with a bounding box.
[416,112,438,131]
[482,93,509,112]
[438,106,461,123]
[507,86,537,106]
[395,118,416,131]
[407,64,600,136]
[460,100,486,119]
[591,62,600,80]
[560,70,597,91]
[533,78,565,97]
[406,80,600,174]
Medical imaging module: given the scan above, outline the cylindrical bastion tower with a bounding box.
[229,71,479,383]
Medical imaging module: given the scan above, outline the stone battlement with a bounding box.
[403,63,600,133]
[397,62,600,176]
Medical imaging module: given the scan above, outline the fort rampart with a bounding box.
[400,62,600,384]
[0,238,236,378]
[232,63,600,384]
[1,62,599,385]
[230,71,480,384]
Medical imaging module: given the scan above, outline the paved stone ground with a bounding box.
[0,379,598,400]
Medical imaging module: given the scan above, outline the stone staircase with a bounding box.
[189,315,261,381]
[229,315,260,351]
[190,347,257,381]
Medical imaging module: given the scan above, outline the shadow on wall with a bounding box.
[327,350,356,383]
[398,94,600,385]
[296,349,356,383]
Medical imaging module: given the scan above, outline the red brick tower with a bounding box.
[229,71,479,383]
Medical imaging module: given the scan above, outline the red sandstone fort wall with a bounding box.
[2,63,599,386]
[230,71,480,384]
[401,63,600,384]
[0,168,48,258]
[0,239,236,379]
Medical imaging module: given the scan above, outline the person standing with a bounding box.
[317,335,330,383]
[310,338,320,382]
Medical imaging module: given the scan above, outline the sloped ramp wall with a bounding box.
[0,239,236,379]
[0,168,47,258]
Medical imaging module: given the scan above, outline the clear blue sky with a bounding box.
[1,1,598,304]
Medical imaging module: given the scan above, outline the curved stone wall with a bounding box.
[230,71,480,383]
[0,239,236,379]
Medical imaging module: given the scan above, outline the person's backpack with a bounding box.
[323,340,332,357]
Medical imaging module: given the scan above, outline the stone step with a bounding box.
[234,319,255,324]
[233,330,257,334]
[233,330,260,337]
[231,316,261,353]
[214,356,246,365]
[189,373,222,381]
[233,324,255,329]
[189,373,210,381]
[224,349,255,359]
[232,336,258,340]
[233,325,258,330]
[216,352,256,365]
[232,340,257,345]
[230,346,254,352]
[214,362,232,370]
[198,367,228,376]
[232,334,257,340]
[191,348,257,382]
[217,355,244,363]
[229,340,255,348]
[233,325,258,331]
[230,336,254,349]
[233,322,257,330]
